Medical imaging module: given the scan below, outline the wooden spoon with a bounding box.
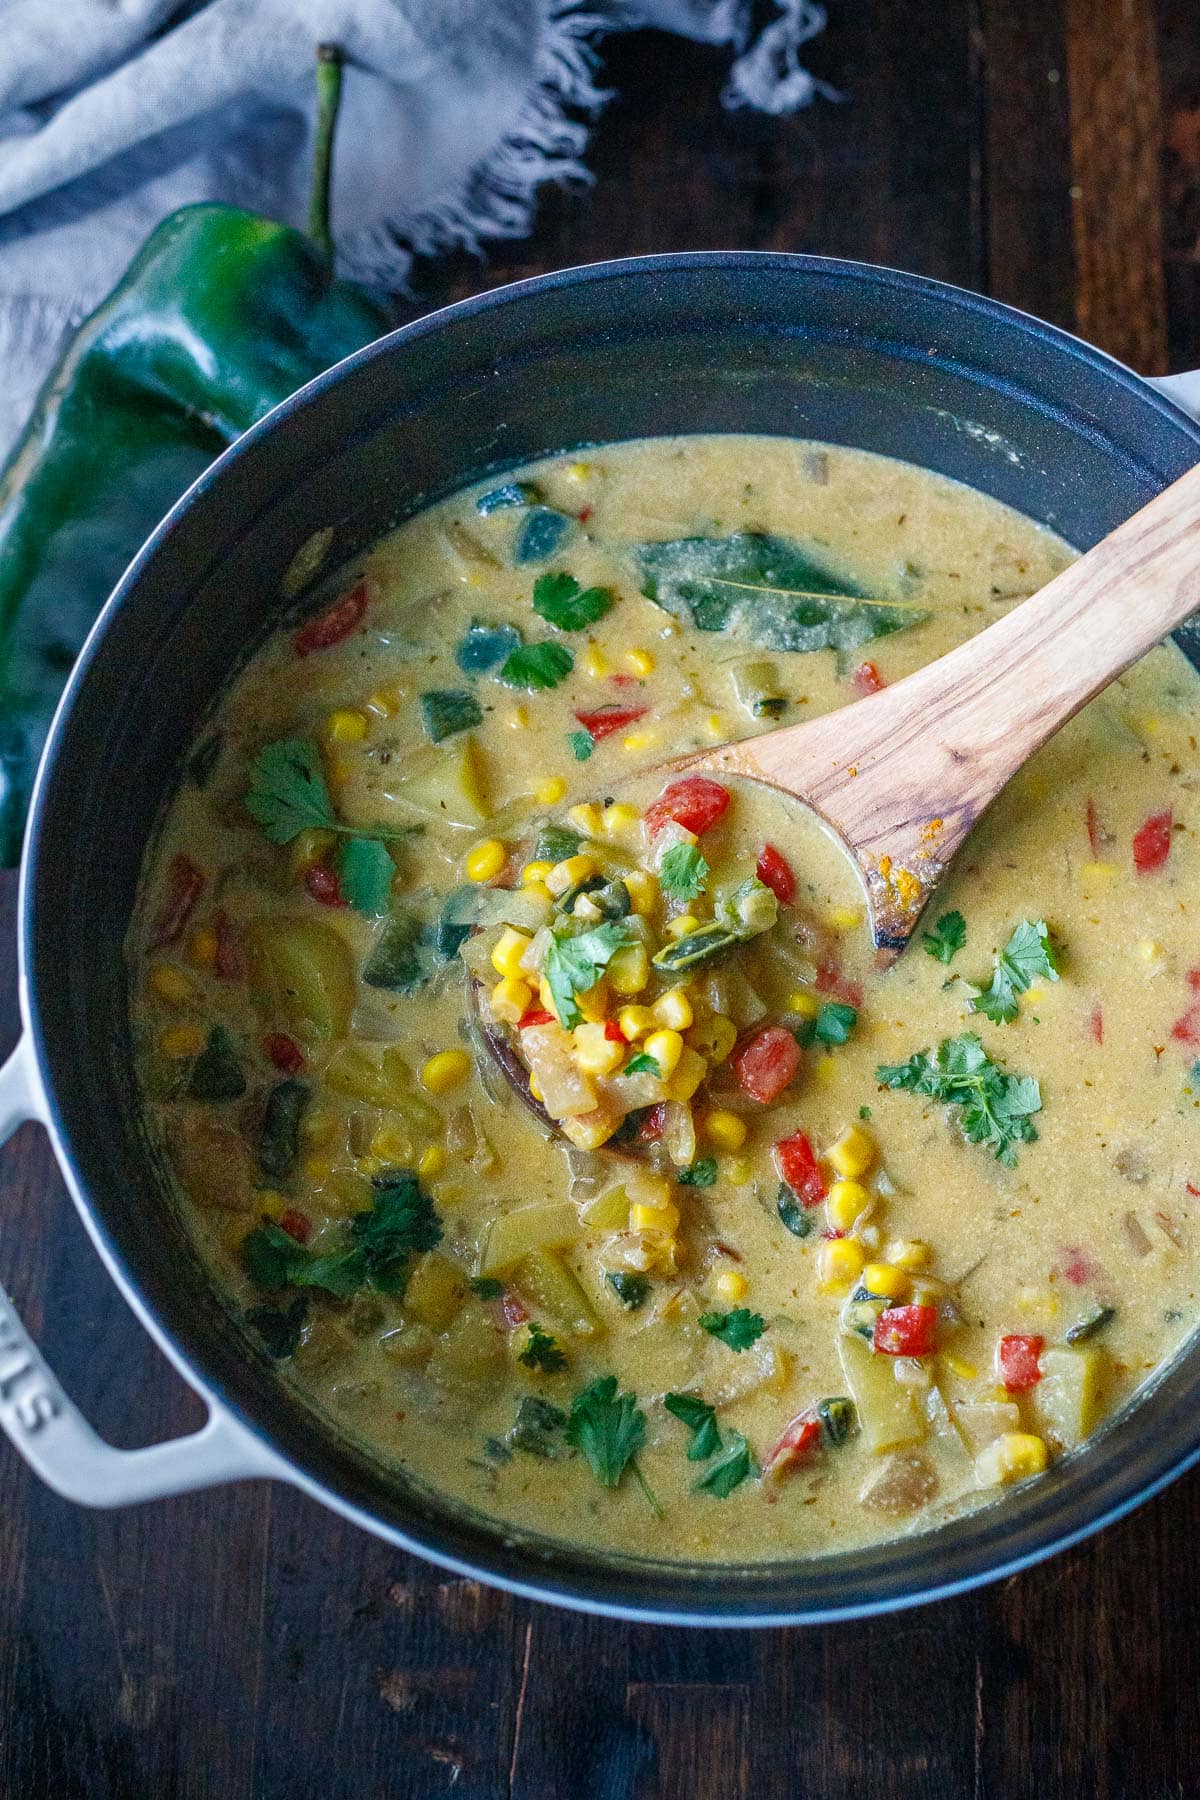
[477,459,1200,1139]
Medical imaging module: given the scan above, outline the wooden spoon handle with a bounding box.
[679,458,1200,946]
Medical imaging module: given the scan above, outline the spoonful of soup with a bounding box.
[474,459,1200,1155]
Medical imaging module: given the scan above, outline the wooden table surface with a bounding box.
[2,6,1199,1796]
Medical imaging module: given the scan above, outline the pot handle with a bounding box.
[0,1036,285,1506]
[1148,369,1200,423]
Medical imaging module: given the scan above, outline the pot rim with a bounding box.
[18,249,1200,1625]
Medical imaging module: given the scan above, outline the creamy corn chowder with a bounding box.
[130,436,1200,1560]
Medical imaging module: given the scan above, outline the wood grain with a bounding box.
[1,7,1198,1797]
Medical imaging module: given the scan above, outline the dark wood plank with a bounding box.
[1157,0,1200,373]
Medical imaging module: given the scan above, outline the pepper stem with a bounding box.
[308,44,343,262]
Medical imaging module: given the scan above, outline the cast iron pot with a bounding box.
[2,253,1199,1627]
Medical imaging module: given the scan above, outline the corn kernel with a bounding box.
[885,1239,931,1270]
[150,963,199,1007]
[1025,987,1044,1004]
[1080,860,1117,884]
[666,1045,707,1102]
[522,860,554,887]
[705,714,726,738]
[814,1055,837,1086]
[289,826,336,878]
[419,1145,447,1181]
[944,1354,978,1381]
[490,976,532,1024]
[975,1431,1049,1487]
[420,1049,472,1094]
[324,707,368,744]
[524,880,553,907]
[623,870,658,915]
[466,838,506,882]
[862,1261,910,1302]
[627,647,655,677]
[602,802,640,835]
[567,460,593,481]
[817,1237,866,1293]
[631,1200,681,1234]
[188,928,218,970]
[666,913,700,940]
[827,1179,870,1231]
[506,706,529,730]
[491,926,533,978]
[828,1123,876,1179]
[364,688,400,719]
[584,644,610,679]
[827,905,864,931]
[300,1109,337,1147]
[158,1024,204,1059]
[643,1029,684,1078]
[546,853,597,895]
[703,1110,747,1152]
[258,1191,287,1220]
[628,1171,673,1210]
[622,731,656,753]
[369,1123,414,1164]
[1136,938,1161,962]
[537,776,568,806]
[574,1022,625,1076]
[608,943,649,995]
[706,1015,738,1064]
[615,1004,651,1041]
[652,988,694,1031]
[568,802,604,836]
[724,1157,753,1185]
[576,979,610,1024]
[788,989,821,1020]
[528,1073,544,1103]
[714,1268,748,1302]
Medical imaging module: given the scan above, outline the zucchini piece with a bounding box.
[427,1306,507,1399]
[605,1271,650,1310]
[838,1330,925,1454]
[535,823,582,864]
[480,1202,581,1275]
[249,917,356,1041]
[730,659,787,719]
[1032,1343,1104,1451]
[510,1249,599,1337]
[510,1394,569,1458]
[257,1078,310,1180]
[188,1026,246,1102]
[580,1186,631,1231]
[455,620,522,674]
[652,922,741,973]
[419,688,484,744]
[514,506,575,564]
[362,910,432,992]
[399,739,489,827]
[818,1396,857,1446]
[404,1253,469,1332]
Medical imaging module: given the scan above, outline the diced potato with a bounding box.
[481,1202,581,1275]
[859,1450,937,1516]
[170,1111,255,1211]
[249,917,356,1041]
[712,1338,792,1406]
[397,738,488,827]
[322,1045,439,1135]
[839,1331,926,1454]
[427,1306,507,1398]
[404,1253,468,1332]
[580,1186,632,1232]
[617,1315,702,1392]
[510,1248,600,1337]
[952,1398,1022,1451]
[521,1022,597,1119]
[1032,1343,1104,1451]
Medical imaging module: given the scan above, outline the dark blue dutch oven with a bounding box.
[1,253,1199,1626]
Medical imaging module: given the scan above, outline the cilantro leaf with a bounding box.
[699,1307,765,1352]
[694,1430,758,1497]
[565,1375,647,1488]
[813,1001,857,1046]
[664,1391,722,1461]
[509,1395,569,1458]
[543,921,635,1027]
[532,572,615,631]
[568,730,594,762]
[334,836,395,916]
[659,842,709,904]
[241,1220,365,1297]
[245,737,336,844]
[518,1323,568,1373]
[876,1032,1042,1166]
[678,1158,718,1188]
[351,1170,444,1291]
[623,1051,662,1077]
[969,920,1060,1025]
[922,910,967,965]
[605,1271,649,1310]
[500,641,575,691]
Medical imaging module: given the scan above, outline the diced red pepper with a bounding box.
[573,705,648,742]
[608,672,637,688]
[603,1019,625,1042]
[278,1209,312,1245]
[874,1304,938,1358]
[1059,1248,1092,1287]
[305,865,344,906]
[732,1025,802,1104]
[1089,1005,1104,1046]
[850,660,885,696]
[998,1333,1044,1393]
[638,1103,666,1140]
[578,505,593,524]
[1187,1182,1200,1199]
[814,961,863,1008]
[1171,1007,1200,1047]
[1133,809,1172,874]
[1086,797,1103,858]
[644,776,731,839]
[756,842,796,906]
[294,578,369,656]
[150,853,205,947]
[773,1130,827,1205]
[264,1032,305,1074]
[1188,968,1200,992]
[519,1007,555,1030]
[763,1410,821,1478]
[213,909,246,981]
[501,1292,529,1328]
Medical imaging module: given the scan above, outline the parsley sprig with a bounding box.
[499,640,574,690]
[699,1307,765,1352]
[543,921,636,1027]
[659,842,709,904]
[664,1391,722,1460]
[566,1376,661,1513]
[242,1171,442,1296]
[694,1431,758,1498]
[922,910,966,965]
[968,920,1059,1024]
[532,571,615,631]
[518,1323,568,1373]
[876,1032,1042,1166]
